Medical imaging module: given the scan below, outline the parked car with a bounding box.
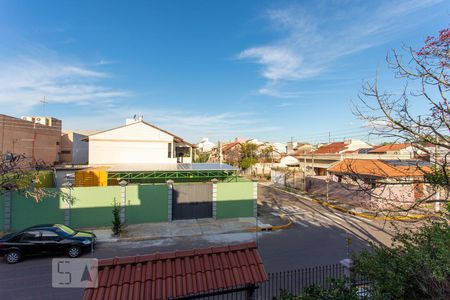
[0,224,96,264]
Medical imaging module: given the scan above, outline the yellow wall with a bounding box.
[75,168,108,186]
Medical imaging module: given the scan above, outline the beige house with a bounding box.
[369,143,416,156]
[0,114,62,165]
[85,119,193,165]
[295,139,373,176]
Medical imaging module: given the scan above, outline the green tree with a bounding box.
[260,145,275,164]
[239,142,258,170]
[193,149,210,163]
[353,221,450,299]
[275,279,361,300]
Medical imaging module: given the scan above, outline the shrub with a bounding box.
[353,221,450,300]
[112,200,123,236]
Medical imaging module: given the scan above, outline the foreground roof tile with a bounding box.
[83,242,267,300]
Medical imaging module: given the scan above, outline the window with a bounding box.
[168,143,172,158]
[54,224,76,236]
[61,150,71,154]
[20,231,41,242]
[41,230,61,241]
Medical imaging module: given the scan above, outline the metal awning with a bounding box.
[106,163,238,183]
[107,163,237,172]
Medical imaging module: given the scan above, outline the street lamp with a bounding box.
[61,181,73,227]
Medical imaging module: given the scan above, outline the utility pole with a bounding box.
[328,131,331,144]
[326,171,329,202]
[218,141,223,164]
[303,155,307,190]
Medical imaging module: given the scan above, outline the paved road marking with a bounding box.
[270,204,374,229]
[291,219,309,227]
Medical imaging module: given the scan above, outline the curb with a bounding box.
[247,214,293,232]
[267,185,430,221]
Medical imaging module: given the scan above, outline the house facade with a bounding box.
[86,120,193,165]
[324,158,431,209]
[295,139,372,176]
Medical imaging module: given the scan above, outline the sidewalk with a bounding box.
[264,184,431,221]
[92,217,273,242]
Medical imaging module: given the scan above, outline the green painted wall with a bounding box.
[125,184,168,224]
[10,189,64,231]
[3,181,253,231]
[216,181,255,219]
[70,186,121,228]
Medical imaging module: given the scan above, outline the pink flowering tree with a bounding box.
[353,27,449,213]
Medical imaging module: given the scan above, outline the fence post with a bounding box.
[340,258,353,281]
[3,190,11,232]
[119,180,128,224]
[211,178,218,219]
[246,284,256,300]
[252,179,258,217]
[166,180,174,222]
[61,182,73,226]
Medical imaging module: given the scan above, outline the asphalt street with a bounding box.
[0,184,408,300]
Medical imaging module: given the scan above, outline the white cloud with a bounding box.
[238,0,444,97]
[0,57,130,110]
[63,107,279,142]
[96,59,117,66]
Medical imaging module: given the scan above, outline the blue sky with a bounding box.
[0,0,448,144]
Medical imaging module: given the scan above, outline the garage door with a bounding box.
[172,183,213,220]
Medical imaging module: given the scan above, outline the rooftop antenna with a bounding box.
[40,96,48,116]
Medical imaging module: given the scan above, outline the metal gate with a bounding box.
[172,183,213,220]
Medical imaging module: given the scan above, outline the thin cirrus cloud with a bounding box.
[0,56,130,111]
[238,0,444,98]
[63,107,279,142]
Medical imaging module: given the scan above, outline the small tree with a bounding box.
[239,142,259,170]
[112,199,122,236]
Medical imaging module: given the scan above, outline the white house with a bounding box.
[196,138,216,152]
[86,119,193,165]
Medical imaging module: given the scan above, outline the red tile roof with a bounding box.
[369,143,410,153]
[222,142,241,152]
[83,242,267,300]
[328,159,430,178]
[293,149,313,156]
[313,142,347,154]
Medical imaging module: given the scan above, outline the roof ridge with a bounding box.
[99,242,258,266]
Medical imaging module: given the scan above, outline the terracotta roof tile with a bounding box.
[313,142,347,154]
[83,242,267,300]
[328,159,429,178]
[369,143,410,153]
